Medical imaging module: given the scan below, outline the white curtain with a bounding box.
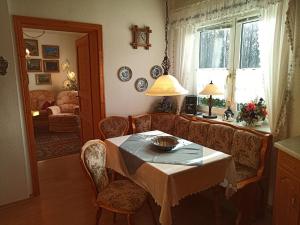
[170,25,198,112]
[171,0,281,27]
[259,0,293,139]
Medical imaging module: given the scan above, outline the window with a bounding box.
[197,17,265,109]
[199,27,230,68]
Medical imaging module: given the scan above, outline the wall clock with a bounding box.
[130,25,152,49]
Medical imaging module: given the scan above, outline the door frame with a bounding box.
[13,15,106,196]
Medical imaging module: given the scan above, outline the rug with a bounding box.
[35,131,81,161]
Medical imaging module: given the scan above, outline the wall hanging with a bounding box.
[24,39,39,56]
[135,78,148,92]
[130,25,152,49]
[35,73,52,85]
[27,59,42,72]
[0,56,8,76]
[118,66,132,82]
[150,65,163,79]
[43,60,59,72]
[42,45,60,59]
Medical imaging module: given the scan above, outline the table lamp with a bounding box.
[199,81,223,119]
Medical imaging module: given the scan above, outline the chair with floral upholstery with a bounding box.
[80,139,151,225]
[47,90,80,132]
[98,116,129,139]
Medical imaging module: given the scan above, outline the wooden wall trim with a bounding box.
[13,15,106,197]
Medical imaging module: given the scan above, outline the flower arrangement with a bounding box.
[62,60,78,91]
[236,98,268,126]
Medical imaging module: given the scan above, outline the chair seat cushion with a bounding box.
[235,163,257,182]
[97,180,147,213]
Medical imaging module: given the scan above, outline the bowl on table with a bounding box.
[151,136,179,152]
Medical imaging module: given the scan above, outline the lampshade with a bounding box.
[146,0,188,97]
[67,71,76,81]
[146,74,188,96]
[199,81,223,96]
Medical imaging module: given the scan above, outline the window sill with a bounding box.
[197,105,271,133]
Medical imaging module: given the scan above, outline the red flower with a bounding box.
[246,102,256,111]
[261,108,268,116]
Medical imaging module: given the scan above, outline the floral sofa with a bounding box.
[47,91,80,132]
[129,112,273,223]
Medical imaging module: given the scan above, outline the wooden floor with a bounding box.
[0,154,271,225]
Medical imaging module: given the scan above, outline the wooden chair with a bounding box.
[80,139,150,225]
[213,129,273,225]
[98,116,129,139]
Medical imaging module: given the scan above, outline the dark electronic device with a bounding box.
[185,95,198,115]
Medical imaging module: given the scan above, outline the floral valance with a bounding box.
[170,0,282,27]
[286,0,296,50]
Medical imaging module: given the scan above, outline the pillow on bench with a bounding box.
[231,130,263,182]
[151,113,176,135]
[174,116,191,139]
[188,121,210,146]
[206,124,235,154]
[231,130,262,171]
[132,114,151,133]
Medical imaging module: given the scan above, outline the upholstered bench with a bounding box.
[129,112,272,224]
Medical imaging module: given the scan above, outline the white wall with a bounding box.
[8,0,164,117]
[23,29,83,91]
[0,0,31,205]
[0,0,164,205]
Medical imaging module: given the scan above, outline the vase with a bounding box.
[243,120,263,127]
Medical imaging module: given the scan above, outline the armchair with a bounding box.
[48,91,80,132]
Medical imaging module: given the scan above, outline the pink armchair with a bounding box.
[48,91,80,132]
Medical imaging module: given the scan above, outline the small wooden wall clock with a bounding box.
[130,25,152,49]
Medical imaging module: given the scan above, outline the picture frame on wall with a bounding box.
[42,45,60,58]
[35,73,52,85]
[43,60,60,72]
[27,59,42,72]
[24,39,39,56]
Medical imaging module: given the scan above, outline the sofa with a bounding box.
[47,91,80,132]
[129,112,273,224]
[29,90,55,131]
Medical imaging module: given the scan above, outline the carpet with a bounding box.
[35,131,81,161]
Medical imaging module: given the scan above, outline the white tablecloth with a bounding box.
[105,131,237,225]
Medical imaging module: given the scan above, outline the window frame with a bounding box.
[197,12,262,112]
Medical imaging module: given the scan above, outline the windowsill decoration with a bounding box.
[62,60,78,91]
[236,98,268,127]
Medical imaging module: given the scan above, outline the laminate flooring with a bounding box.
[0,154,271,225]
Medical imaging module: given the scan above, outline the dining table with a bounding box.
[105,130,237,225]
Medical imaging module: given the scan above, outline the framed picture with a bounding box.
[43,60,60,72]
[24,39,39,56]
[27,59,42,72]
[42,45,60,58]
[130,25,152,49]
[35,74,52,85]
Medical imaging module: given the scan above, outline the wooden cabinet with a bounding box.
[273,150,300,225]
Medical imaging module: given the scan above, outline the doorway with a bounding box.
[14,16,106,196]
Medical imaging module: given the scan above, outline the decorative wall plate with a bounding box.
[150,65,163,79]
[118,66,132,82]
[135,78,148,92]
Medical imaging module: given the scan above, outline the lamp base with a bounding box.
[203,114,217,119]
